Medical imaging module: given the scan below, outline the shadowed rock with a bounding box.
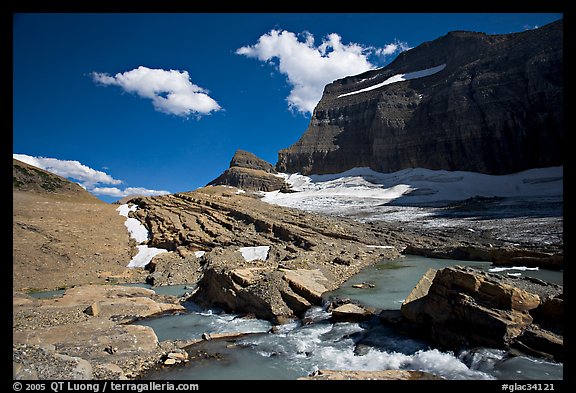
[277,20,562,176]
[401,266,562,360]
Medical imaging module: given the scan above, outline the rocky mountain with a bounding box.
[277,20,563,176]
[208,150,288,192]
[12,158,143,291]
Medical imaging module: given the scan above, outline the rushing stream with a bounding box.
[132,255,563,380]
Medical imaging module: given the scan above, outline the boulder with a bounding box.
[400,266,562,360]
[283,269,330,304]
[145,252,203,286]
[330,303,372,323]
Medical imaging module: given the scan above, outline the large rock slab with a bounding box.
[330,303,372,323]
[13,285,185,380]
[400,266,562,360]
[283,269,330,304]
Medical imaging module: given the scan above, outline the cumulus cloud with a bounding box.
[91,66,221,118]
[90,187,171,198]
[13,154,122,188]
[13,154,171,198]
[237,30,410,114]
[376,40,411,56]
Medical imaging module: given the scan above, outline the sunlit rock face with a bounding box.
[208,150,288,192]
[277,20,563,176]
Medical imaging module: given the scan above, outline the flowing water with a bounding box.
[135,255,563,380]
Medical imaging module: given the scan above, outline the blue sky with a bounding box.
[13,13,563,203]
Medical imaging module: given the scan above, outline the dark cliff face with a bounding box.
[277,20,563,176]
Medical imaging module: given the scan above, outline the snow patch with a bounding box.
[123,217,149,243]
[127,245,167,268]
[116,204,168,268]
[239,246,270,262]
[117,204,137,217]
[194,251,206,258]
[338,64,446,98]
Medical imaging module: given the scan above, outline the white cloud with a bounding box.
[523,24,539,30]
[91,187,171,198]
[376,40,411,56]
[91,66,221,118]
[13,153,171,199]
[13,154,122,188]
[237,30,410,114]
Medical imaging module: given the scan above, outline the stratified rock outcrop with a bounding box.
[13,285,185,379]
[128,186,563,324]
[401,266,563,361]
[208,150,288,192]
[129,186,403,323]
[277,20,562,176]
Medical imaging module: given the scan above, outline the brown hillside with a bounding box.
[12,159,146,291]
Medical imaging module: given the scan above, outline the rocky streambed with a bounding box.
[13,256,563,380]
[136,256,563,380]
[14,186,563,380]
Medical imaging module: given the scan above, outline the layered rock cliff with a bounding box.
[208,150,288,192]
[277,20,563,175]
[401,266,563,361]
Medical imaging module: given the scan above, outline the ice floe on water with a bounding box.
[116,203,167,268]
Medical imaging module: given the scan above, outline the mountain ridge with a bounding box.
[276,20,563,176]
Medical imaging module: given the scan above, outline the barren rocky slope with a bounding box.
[13,158,145,291]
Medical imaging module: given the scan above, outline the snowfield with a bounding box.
[338,64,446,98]
[263,166,562,211]
[260,166,563,233]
